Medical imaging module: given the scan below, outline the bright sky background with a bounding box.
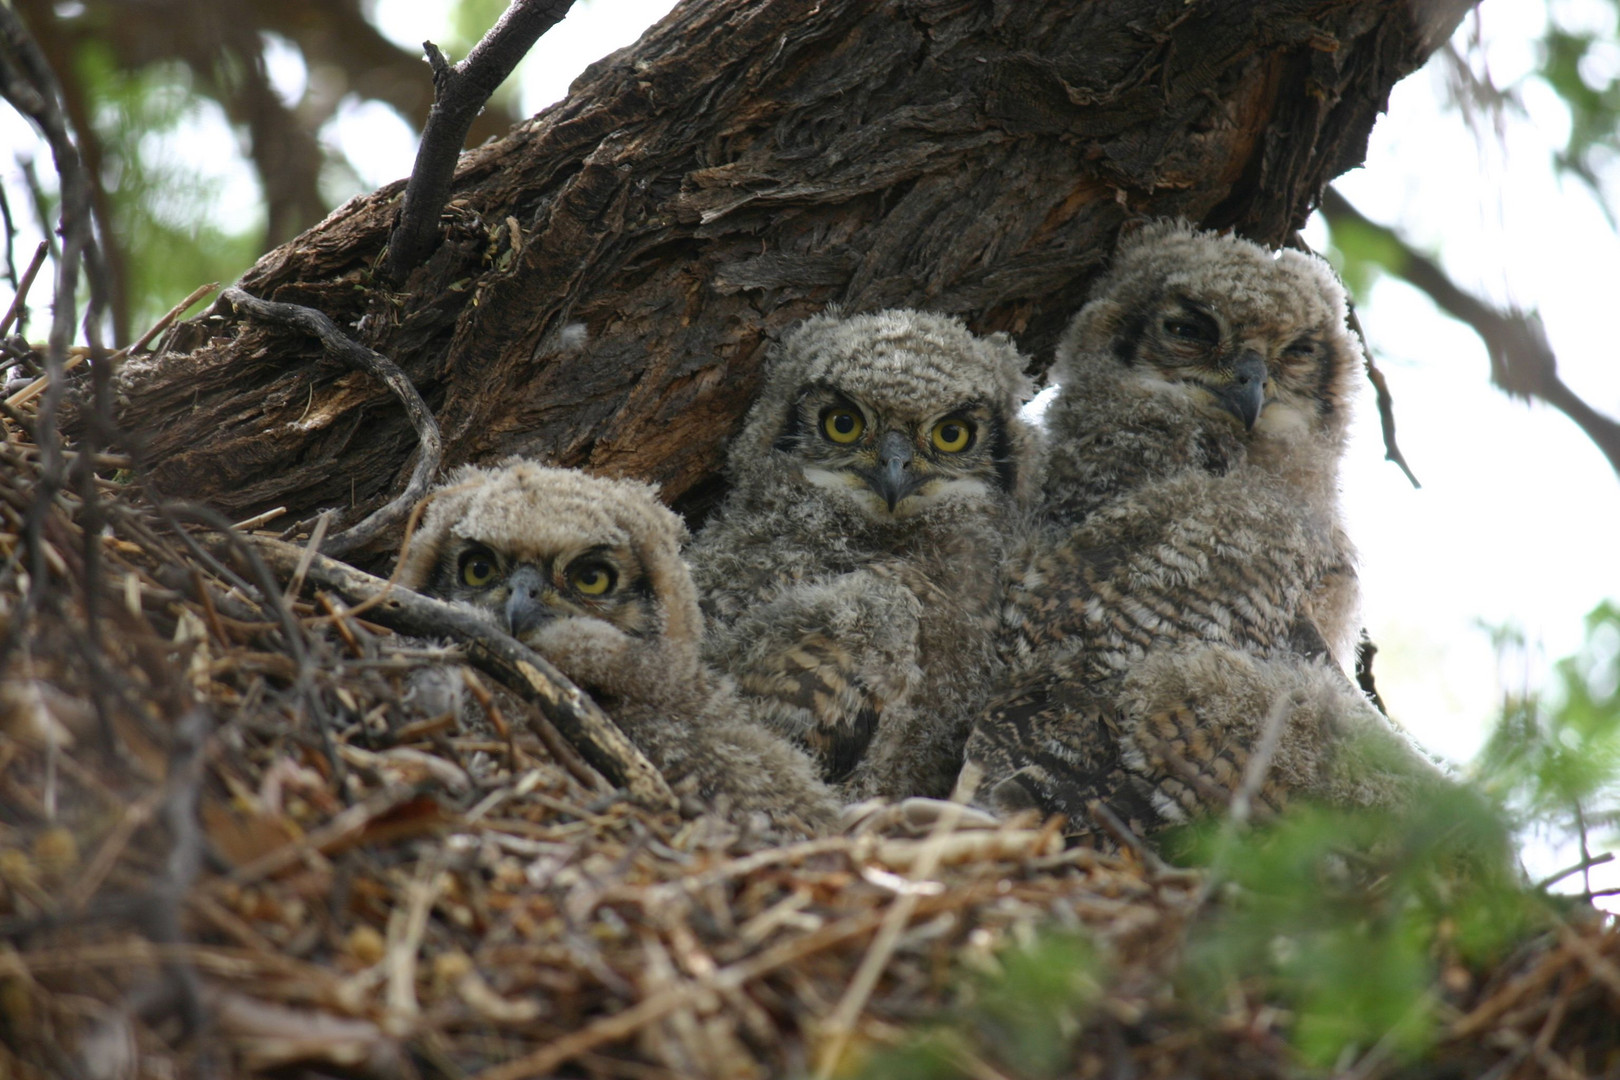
[3,0,1617,881]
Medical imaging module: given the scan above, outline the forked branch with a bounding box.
[384,0,578,283]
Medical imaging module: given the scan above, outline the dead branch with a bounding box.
[1350,305,1423,488]
[0,6,92,634]
[384,0,578,283]
[219,287,443,556]
[232,534,676,810]
[1291,227,1421,487]
[1,241,47,339]
[1321,186,1620,482]
[0,7,118,755]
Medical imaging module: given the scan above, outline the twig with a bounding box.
[219,783,423,889]
[1534,851,1615,892]
[0,175,17,292]
[0,7,109,686]
[1355,633,1389,716]
[1554,921,1620,1000]
[219,287,442,555]
[816,797,969,1078]
[384,855,444,1020]
[129,281,218,355]
[1349,305,1422,489]
[159,503,310,674]
[3,348,85,409]
[1225,690,1292,827]
[383,0,578,282]
[0,241,46,338]
[1291,221,1420,487]
[159,500,342,779]
[1321,186,1620,482]
[1087,801,1168,875]
[231,534,676,810]
[471,905,897,1080]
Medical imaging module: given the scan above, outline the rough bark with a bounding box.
[111,0,1473,555]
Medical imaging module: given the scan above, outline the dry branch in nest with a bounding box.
[5,328,1620,1077]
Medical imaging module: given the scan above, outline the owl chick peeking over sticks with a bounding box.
[398,461,840,834]
[689,309,1042,802]
[962,221,1435,838]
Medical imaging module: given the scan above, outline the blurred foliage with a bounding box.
[1319,210,1408,299]
[3,0,527,345]
[1538,19,1620,221]
[67,43,263,334]
[1326,2,1620,289]
[1175,785,1533,1072]
[1478,600,1620,848]
[855,931,1103,1080]
[860,602,1620,1079]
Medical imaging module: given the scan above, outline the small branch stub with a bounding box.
[384,0,579,283]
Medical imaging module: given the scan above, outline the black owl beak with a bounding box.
[867,430,922,512]
[1212,349,1268,430]
[504,565,553,639]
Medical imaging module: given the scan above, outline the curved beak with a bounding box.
[865,429,922,512]
[504,564,552,639]
[1211,348,1268,430]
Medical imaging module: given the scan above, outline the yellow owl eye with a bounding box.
[459,549,498,588]
[821,407,865,444]
[930,418,974,453]
[569,563,617,596]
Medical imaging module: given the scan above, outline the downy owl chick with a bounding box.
[962,221,1434,836]
[689,309,1042,801]
[398,461,841,833]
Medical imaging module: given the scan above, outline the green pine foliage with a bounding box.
[856,931,1103,1080]
[1175,784,1533,1072]
[1477,601,1620,841]
[860,602,1618,1078]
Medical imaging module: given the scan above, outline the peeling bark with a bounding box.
[112,0,1472,555]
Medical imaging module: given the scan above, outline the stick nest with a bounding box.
[1,346,1617,1080]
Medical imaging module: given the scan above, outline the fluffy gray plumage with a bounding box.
[689,309,1041,801]
[398,461,841,833]
[961,221,1434,837]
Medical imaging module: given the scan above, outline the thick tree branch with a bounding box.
[384,0,577,283]
[1321,187,1620,481]
[119,0,1473,531]
[219,287,442,556]
[239,536,677,810]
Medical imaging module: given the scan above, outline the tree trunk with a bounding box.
[111,0,1472,554]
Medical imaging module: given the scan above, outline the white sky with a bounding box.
[2,0,1616,881]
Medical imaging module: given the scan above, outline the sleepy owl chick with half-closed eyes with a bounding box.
[961,221,1436,838]
[398,461,841,834]
[688,309,1042,802]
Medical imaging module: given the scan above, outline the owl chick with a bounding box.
[963,221,1432,836]
[397,461,841,834]
[689,309,1041,801]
